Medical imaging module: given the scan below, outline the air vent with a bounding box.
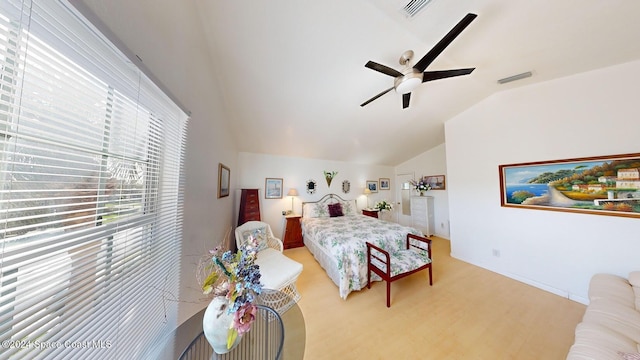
[401,0,433,18]
[497,71,533,84]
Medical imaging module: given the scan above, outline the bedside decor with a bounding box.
[306,179,317,194]
[265,178,283,199]
[499,152,640,218]
[374,200,393,212]
[218,163,230,198]
[410,178,431,196]
[379,178,390,190]
[199,238,263,354]
[342,180,350,194]
[286,188,298,213]
[324,171,338,187]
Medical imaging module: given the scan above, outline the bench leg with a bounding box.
[386,281,391,308]
[429,266,433,286]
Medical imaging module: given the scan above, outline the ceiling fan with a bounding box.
[360,13,477,109]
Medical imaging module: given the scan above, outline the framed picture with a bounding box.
[424,175,446,190]
[379,178,390,190]
[366,180,378,193]
[499,152,640,218]
[265,178,283,199]
[218,163,230,198]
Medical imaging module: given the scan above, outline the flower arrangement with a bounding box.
[374,199,393,211]
[410,178,431,194]
[200,237,262,349]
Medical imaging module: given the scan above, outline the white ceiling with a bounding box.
[76,0,640,166]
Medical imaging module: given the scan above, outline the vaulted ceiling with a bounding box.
[76,0,640,166]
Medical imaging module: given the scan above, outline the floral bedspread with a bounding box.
[301,215,422,299]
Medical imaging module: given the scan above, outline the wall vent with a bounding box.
[401,0,433,18]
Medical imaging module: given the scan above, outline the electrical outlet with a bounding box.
[492,249,500,257]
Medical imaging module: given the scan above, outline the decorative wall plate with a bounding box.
[306,179,317,194]
[342,180,350,194]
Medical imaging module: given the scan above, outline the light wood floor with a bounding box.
[283,236,586,360]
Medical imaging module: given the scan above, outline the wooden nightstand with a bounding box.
[362,209,379,218]
[283,215,303,249]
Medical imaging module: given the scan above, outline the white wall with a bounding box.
[445,60,640,304]
[238,152,395,237]
[395,143,450,238]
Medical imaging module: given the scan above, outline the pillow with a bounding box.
[630,271,640,311]
[328,202,344,217]
[241,227,268,252]
[618,352,640,360]
[303,202,330,218]
[339,200,355,216]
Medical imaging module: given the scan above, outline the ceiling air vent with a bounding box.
[401,0,433,18]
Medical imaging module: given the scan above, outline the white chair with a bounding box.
[235,221,303,314]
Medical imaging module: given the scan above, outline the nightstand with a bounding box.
[283,215,303,249]
[362,209,379,218]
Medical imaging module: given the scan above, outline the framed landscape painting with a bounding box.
[499,152,640,218]
[424,175,446,190]
[265,178,283,199]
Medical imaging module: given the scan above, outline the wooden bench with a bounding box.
[366,233,433,307]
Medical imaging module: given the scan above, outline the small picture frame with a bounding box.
[379,178,390,190]
[366,180,378,193]
[265,178,283,199]
[218,163,230,198]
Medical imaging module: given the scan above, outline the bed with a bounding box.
[301,193,423,299]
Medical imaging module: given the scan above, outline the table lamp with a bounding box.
[364,188,371,209]
[287,188,298,214]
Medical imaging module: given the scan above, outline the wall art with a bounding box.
[265,177,283,199]
[379,178,390,190]
[366,180,378,193]
[423,175,445,190]
[218,163,230,198]
[499,153,640,218]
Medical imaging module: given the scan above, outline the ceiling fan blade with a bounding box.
[413,13,477,72]
[360,87,394,107]
[402,93,411,109]
[365,61,403,78]
[422,68,475,82]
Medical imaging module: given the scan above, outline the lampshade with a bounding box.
[364,188,372,195]
[287,188,298,197]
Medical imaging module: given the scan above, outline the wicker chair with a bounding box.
[366,233,433,307]
[235,221,303,314]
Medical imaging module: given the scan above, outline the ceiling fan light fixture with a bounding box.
[394,73,422,94]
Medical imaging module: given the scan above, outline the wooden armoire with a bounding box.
[237,189,261,226]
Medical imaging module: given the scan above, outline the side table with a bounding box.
[362,209,379,218]
[283,215,303,249]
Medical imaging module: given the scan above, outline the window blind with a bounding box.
[0,1,188,359]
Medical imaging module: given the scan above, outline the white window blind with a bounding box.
[0,1,188,359]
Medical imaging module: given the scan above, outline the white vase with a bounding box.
[202,296,242,354]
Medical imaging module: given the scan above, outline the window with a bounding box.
[0,1,188,359]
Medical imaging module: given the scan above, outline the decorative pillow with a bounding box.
[618,352,640,360]
[339,200,355,216]
[328,202,344,217]
[242,227,268,252]
[629,271,640,311]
